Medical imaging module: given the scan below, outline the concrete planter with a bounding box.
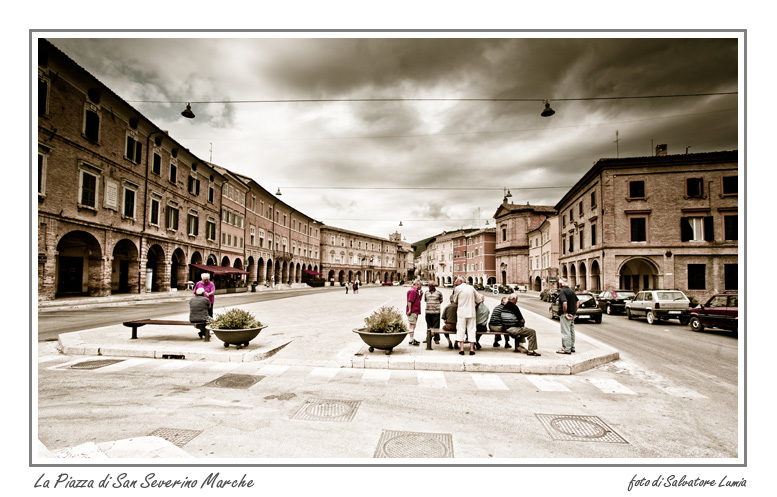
[207,325,267,350]
[353,328,409,355]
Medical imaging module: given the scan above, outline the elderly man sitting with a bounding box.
[500,295,541,356]
[189,287,212,341]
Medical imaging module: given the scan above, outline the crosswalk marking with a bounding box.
[361,369,391,384]
[46,356,709,399]
[417,371,447,389]
[257,364,291,376]
[470,373,509,390]
[588,378,637,395]
[93,358,151,373]
[524,375,571,392]
[154,360,193,371]
[309,367,340,380]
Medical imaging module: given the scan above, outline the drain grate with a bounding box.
[291,399,361,422]
[149,428,202,448]
[374,430,454,458]
[69,359,125,370]
[203,374,264,389]
[535,414,628,443]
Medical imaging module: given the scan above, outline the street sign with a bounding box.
[493,288,498,295]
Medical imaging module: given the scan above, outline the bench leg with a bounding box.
[131,326,138,339]
[426,328,432,350]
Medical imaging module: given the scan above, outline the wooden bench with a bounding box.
[425,329,522,351]
[123,320,209,341]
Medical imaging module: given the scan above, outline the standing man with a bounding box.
[193,273,216,317]
[406,280,423,346]
[452,276,478,356]
[423,281,444,348]
[557,278,579,354]
[474,298,490,350]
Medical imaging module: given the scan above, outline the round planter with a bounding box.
[353,328,410,355]
[207,325,267,349]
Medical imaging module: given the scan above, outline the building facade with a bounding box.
[319,227,400,285]
[38,39,227,300]
[527,216,560,292]
[452,228,496,285]
[554,147,738,300]
[493,202,557,287]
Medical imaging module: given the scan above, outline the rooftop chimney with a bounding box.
[655,144,667,156]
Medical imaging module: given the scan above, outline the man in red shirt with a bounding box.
[406,281,423,346]
[193,273,216,317]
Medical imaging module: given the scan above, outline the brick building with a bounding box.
[37,39,227,300]
[493,202,557,287]
[237,176,321,287]
[554,147,738,300]
[452,228,496,285]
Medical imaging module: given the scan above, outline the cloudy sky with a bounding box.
[44,34,739,244]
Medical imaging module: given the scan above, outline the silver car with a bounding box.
[626,290,691,325]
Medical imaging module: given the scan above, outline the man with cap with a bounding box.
[556,278,579,354]
[193,273,216,317]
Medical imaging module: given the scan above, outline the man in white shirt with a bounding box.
[452,276,480,356]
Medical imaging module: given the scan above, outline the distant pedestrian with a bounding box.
[193,273,216,317]
[557,278,579,354]
[189,287,211,340]
[345,280,351,294]
[406,281,423,346]
[452,276,478,356]
[353,281,359,294]
[423,281,444,345]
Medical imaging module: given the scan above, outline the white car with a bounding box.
[626,290,691,325]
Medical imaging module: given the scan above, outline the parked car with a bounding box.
[474,284,485,291]
[484,284,494,292]
[549,292,602,323]
[626,290,690,325]
[497,285,514,294]
[687,292,738,334]
[421,280,429,286]
[596,290,636,315]
[381,281,394,286]
[509,284,528,293]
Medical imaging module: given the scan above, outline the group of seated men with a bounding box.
[436,294,541,356]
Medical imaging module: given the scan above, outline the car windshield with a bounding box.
[615,292,635,299]
[657,291,687,301]
[578,294,593,303]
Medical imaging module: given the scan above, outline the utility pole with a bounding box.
[614,130,620,158]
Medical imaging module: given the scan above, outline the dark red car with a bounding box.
[688,292,738,335]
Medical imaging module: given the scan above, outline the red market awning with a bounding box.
[303,269,321,276]
[189,264,248,275]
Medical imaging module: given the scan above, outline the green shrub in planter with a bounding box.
[363,306,408,334]
[210,308,261,330]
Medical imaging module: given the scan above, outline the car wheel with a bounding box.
[646,310,657,325]
[606,304,612,315]
[689,316,704,332]
[594,315,602,324]
[678,317,689,326]
[626,309,633,320]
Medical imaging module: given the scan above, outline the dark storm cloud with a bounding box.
[43,35,739,241]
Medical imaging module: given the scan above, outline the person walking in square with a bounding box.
[556,278,579,354]
[406,280,423,346]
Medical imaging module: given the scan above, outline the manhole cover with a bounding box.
[149,428,202,448]
[69,359,125,370]
[291,399,361,422]
[204,374,264,389]
[535,414,628,443]
[374,430,453,458]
